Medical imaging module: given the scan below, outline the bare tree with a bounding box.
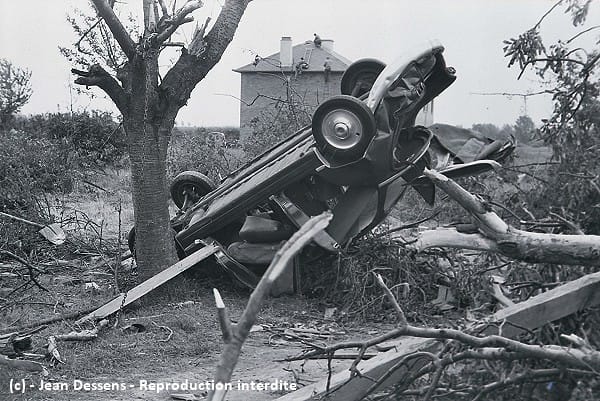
[69,0,252,279]
[0,59,32,126]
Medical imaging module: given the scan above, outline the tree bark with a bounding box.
[124,52,178,279]
[409,169,600,267]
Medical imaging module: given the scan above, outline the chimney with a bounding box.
[321,39,334,52]
[280,36,293,68]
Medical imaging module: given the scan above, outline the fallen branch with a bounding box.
[0,355,47,373]
[213,289,232,343]
[47,336,64,364]
[373,273,407,326]
[472,368,597,401]
[0,250,47,292]
[53,319,109,341]
[208,212,332,401]
[0,306,100,334]
[407,169,600,266]
[277,270,600,401]
[152,321,174,343]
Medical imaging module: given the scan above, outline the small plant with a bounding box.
[0,59,32,126]
[167,126,244,183]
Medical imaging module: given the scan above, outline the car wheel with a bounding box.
[127,226,136,257]
[170,171,215,210]
[340,58,386,98]
[312,95,376,163]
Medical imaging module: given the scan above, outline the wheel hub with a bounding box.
[322,109,363,150]
[333,122,350,139]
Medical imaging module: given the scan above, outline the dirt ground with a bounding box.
[0,169,445,401]
[0,255,395,401]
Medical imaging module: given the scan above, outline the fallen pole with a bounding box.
[76,244,218,324]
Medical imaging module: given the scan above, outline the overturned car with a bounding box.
[131,40,515,289]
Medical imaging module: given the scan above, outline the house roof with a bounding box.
[234,40,352,73]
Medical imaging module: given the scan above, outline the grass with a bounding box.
[0,264,332,400]
[58,166,135,240]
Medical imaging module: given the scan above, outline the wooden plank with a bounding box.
[482,270,600,338]
[276,337,438,401]
[76,244,218,324]
[275,271,600,401]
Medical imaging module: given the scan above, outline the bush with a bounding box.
[0,128,72,213]
[1,110,125,217]
[14,110,127,167]
[167,127,244,184]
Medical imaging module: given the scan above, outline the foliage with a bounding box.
[513,115,536,143]
[0,110,126,220]
[503,0,600,233]
[15,111,127,168]
[0,59,32,126]
[0,128,72,215]
[167,127,244,183]
[471,118,530,142]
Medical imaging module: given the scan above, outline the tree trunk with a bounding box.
[124,54,178,280]
[72,0,255,282]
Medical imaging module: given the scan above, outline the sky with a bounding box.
[1,0,599,128]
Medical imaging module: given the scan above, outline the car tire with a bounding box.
[127,226,137,258]
[340,58,386,98]
[170,171,215,210]
[312,95,377,163]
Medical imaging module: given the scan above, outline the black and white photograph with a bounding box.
[1,0,599,400]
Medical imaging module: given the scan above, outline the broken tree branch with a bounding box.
[423,168,508,236]
[90,0,136,59]
[409,169,600,266]
[0,250,47,292]
[155,0,204,44]
[0,355,47,373]
[0,306,100,334]
[209,212,332,401]
[72,64,129,114]
[373,273,407,326]
[213,288,233,343]
[188,17,211,56]
[53,319,109,341]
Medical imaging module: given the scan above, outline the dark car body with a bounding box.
[163,40,514,288]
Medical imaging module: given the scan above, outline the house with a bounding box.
[233,36,434,138]
[234,36,351,137]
